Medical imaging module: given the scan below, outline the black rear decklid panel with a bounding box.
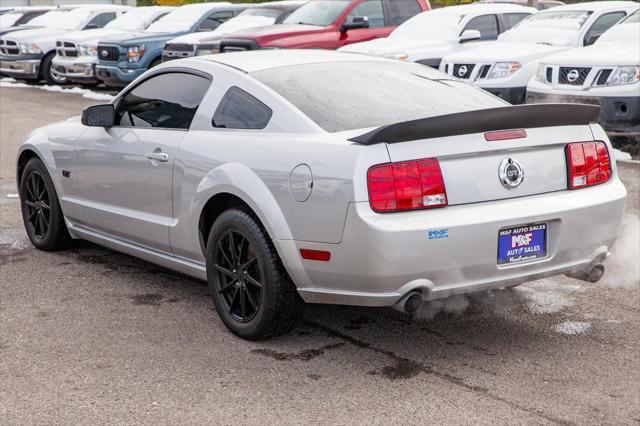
[349,103,601,145]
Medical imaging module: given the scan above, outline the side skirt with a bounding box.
[68,223,207,281]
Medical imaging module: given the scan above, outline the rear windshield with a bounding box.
[252,61,506,132]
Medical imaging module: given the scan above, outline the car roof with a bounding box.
[431,3,535,14]
[541,1,639,12]
[172,2,234,12]
[71,4,132,12]
[202,49,391,73]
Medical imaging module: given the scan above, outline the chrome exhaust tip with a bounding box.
[587,264,605,283]
[392,291,423,314]
[567,263,605,283]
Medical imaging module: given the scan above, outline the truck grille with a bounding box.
[98,45,120,61]
[219,39,259,53]
[595,69,612,86]
[163,43,195,60]
[453,63,475,79]
[559,67,591,85]
[56,41,79,58]
[0,39,20,56]
[164,43,194,52]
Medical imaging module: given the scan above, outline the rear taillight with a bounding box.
[566,141,612,189]
[367,158,447,213]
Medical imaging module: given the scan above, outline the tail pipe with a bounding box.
[392,291,423,314]
[567,262,606,283]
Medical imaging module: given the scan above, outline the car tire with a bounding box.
[19,157,72,251]
[149,58,162,69]
[41,52,67,85]
[206,208,304,340]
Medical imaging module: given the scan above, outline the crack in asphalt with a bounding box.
[304,320,574,426]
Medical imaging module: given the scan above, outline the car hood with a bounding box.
[339,37,457,55]
[100,30,186,45]
[1,27,71,43]
[541,44,640,67]
[443,41,566,64]
[224,24,325,43]
[57,28,136,45]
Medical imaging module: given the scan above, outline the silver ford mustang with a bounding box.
[17,50,626,340]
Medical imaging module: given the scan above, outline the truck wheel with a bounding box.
[19,158,72,251]
[41,52,67,85]
[206,208,304,340]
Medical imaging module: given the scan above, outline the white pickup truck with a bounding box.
[526,10,640,133]
[0,5,130,84]
[52,6,173,85]
[439,1,639,104]
[338,3,534,69]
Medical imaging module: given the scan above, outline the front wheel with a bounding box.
[19,158,72,251]
[206,209,304,340]
[41,53,67,85]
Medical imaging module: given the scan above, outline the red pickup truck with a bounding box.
[219,0,431,52]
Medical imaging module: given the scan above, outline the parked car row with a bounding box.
[1,1,638,133]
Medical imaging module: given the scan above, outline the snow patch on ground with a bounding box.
[0,77,114,101]
[0,229,31,250]
[519,279,577,314]
[552,321,591,335]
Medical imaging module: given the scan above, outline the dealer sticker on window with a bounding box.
[498,223,547,264]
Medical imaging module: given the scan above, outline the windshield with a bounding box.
[499,10,592,46]
[253,61,506,132]
[239,8,283,19]
[106,8,154,31]
[391,12,463,39]
[0,11,24,28]
[145,7,203,33]
[596,13,640,46]
[284,0,350,26]
[28,9,92,31]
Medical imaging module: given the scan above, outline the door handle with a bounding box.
[145,152,169,162]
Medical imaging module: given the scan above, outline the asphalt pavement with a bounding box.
[1,86,639,425]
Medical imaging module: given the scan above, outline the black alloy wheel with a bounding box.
[206,208,303,340]
[23,171,50,239]
[19,157,72,251]
[213,229,263,322]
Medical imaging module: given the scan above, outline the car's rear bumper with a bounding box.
[51,56,97,84]
[526,90,640,133]
[95,64,144,87]
[0,58,39,79]
[292,178,626,306]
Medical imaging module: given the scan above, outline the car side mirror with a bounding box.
[341,16,369,31]
[584,32,601,46]
[82,104,115,127]
[459,29,481,43]
[84,22,99,30]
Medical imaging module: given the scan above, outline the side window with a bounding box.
[387,0,421,26]
[584,12,626,45]
[212,87,272,130]
[86,12,116,29]
[463,14,499,40]
[116,73,210,130]
[199,11,235,31]
[346,0,385,28]
[501,13,529,32]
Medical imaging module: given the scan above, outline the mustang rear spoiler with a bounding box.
[348,103,601,145]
